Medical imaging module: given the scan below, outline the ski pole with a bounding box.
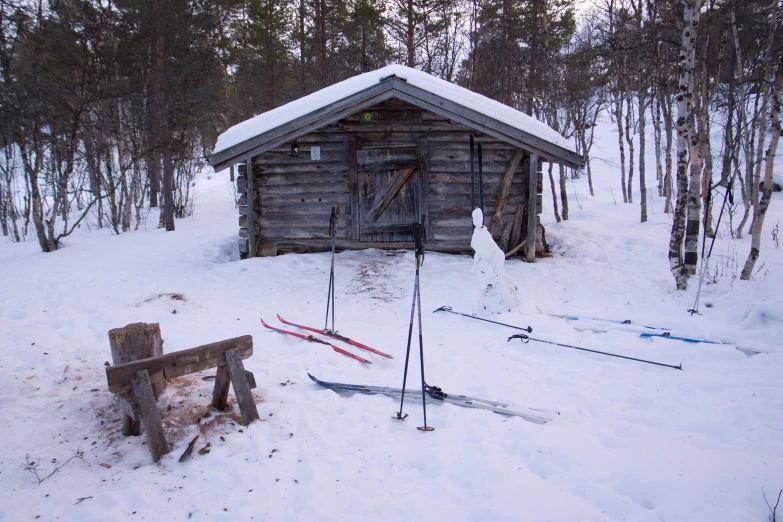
[414,223,433,431]
[324,207,337,331]
[508,334,682,370]
[690,171,737,316]
[395,229,420,422]
[433,306,532,333]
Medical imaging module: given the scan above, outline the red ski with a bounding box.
[277,314,394,359]
[260,318,370,364]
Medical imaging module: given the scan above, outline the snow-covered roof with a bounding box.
[210,64,582,171]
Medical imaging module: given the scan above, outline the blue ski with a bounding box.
[640,332,765,356]
[537,307,669,331]
[640,332,720,344]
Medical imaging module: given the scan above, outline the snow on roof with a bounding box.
[213,64,577,156]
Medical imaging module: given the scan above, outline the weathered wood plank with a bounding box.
[257,215,354,229]
[264,238,472,253]
[106,336,253,393]
[247,161,257,258]
[364,167,416,223]
[258,228,349,240]
[131,369,171,462]
[489,149,524,238]
[224,348,260,426]
[349,137,360,240]
[510,203,524,252]
[260,201,351,216]
[257,172,349,186]
[526,154,539,262]
[260,184,350,196]
[257,163,350,175]
[254,149,348,165]
[418,137,430,236]
[211,365,231,411]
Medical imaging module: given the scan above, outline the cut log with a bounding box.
[109,322,165,399]
[489,150,525,237]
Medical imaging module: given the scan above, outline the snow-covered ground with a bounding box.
[1,120,781,522]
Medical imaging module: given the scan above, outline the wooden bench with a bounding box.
[105,335,259,462]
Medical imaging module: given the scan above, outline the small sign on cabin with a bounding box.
[361,111,422,123]
[310,146,321,160]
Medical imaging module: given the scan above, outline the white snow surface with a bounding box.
[213,64,577,156]
[470,208,522,313]
[2,118,783,522]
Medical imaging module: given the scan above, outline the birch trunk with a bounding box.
[662,92,674,213]
[669,0,701,289]
[639,90,648,223]
[614,95,628,203]
[741,65,781,279]
[625,95,635,203]
[653,94,664,197]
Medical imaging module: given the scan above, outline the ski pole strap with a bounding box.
[507,334,682,370]
[433,306,533,333]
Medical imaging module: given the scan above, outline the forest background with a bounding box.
[0,0,781,288]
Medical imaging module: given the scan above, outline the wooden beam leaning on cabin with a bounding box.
[489,149,525,238]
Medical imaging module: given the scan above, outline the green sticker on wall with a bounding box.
[362,112,373,122]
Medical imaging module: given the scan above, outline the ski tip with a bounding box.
[307,373,318,382]
[276,314,286,323]
[260,318,271,328]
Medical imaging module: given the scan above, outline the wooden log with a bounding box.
[109,322,165,399]
[106,335,253,393]
[224,348,260,426]
[510,203,524,250]
[489,150,525,237]
[131,369,171,462]
[211,365,231,411]
[526,154,539,262]
[505,238,529,259]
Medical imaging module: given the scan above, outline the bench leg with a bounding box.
[131,369,171,462]
[119,393,142,436]
[224,348,260,426]
[211,365,231,410]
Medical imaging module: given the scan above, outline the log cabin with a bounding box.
[208,65,583,260]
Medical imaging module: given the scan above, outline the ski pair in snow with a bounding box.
[261,315,393,363]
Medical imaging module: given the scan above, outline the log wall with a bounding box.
[238,100,545,257]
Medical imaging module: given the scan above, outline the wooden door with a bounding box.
[356,142,425,242]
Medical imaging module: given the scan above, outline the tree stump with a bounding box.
[109,323,165,436]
